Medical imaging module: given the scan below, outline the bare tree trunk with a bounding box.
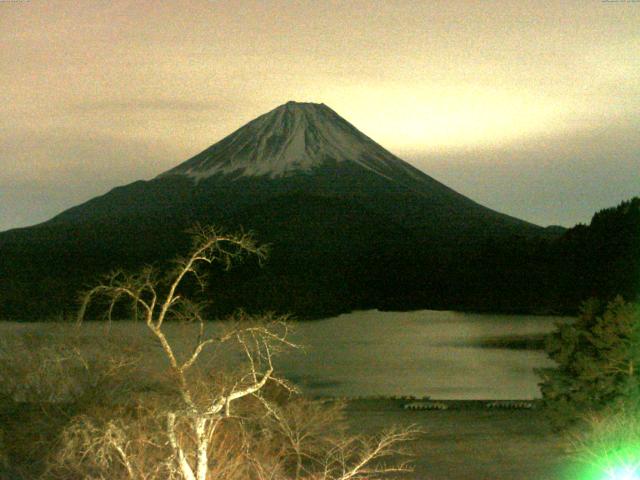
[168,413,196,480]
[195,417,209,480]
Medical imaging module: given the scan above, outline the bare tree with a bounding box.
[66,225,418,480]
[76,226,288,480]
[256,397,418,480]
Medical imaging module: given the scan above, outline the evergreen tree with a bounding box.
[537,296,640,428]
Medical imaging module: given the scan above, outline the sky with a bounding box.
[1,0,639,232]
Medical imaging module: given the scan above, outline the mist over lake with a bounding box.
[277,310,570,399]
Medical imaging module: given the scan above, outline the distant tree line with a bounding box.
[0,197,638,320]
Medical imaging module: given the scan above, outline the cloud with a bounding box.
[407,121,640,227]
[0,128,181,182]
[0,128,186,231]
[71,98,228,114]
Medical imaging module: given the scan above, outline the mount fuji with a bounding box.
[50,101,544,237]
[0,101,559,319]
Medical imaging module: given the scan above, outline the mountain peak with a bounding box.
[160,102,423,182]
[272,100,333,119]
[283,100,325,107]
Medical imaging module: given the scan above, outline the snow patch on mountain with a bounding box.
[160,101,424,183]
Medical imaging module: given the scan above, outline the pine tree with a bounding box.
[537,296,640,428]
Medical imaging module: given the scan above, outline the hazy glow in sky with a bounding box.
[1,0,638,231]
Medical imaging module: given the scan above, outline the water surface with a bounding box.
[277,310,570,399]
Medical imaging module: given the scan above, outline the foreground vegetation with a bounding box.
[0,227,418,479]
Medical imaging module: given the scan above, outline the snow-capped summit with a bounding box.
[160,101,423,182]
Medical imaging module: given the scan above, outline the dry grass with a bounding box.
[0,322,419,480]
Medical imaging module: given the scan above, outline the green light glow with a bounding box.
[604,465,640,480]
[570,445,640,480]
[560,438,640,480]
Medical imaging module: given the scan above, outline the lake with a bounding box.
[277,309,571,400]
[0,310,571,401]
